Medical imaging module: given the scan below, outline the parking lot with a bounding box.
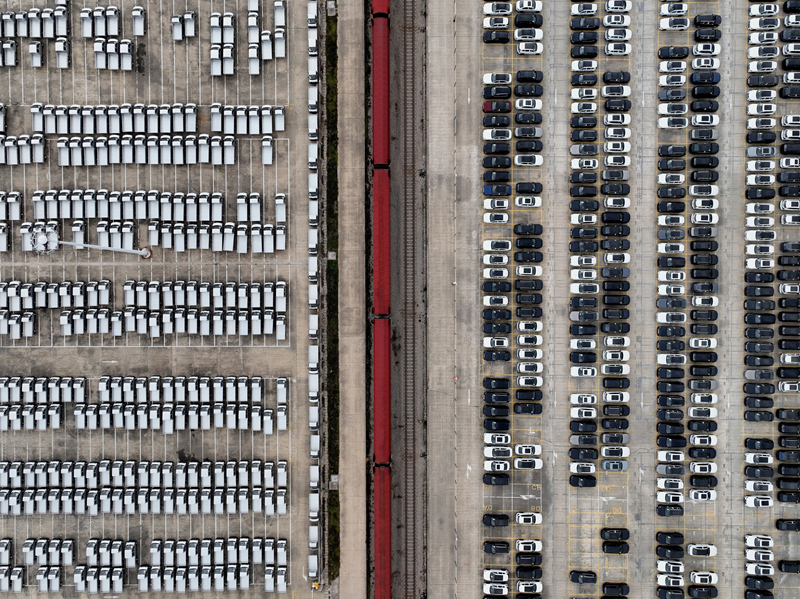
[0,1,322,595]
[425,0,800,595]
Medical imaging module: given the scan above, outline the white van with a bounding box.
[309,199,319,226]
[309,173,319,198]
[308,28,318,55]
[309,256,318,282]
[309,406,319,431]
[308,1,318,27]
[308,143,318,169]
[309,526,319,550]
[309,492,319,521]
[309,314,318,340]
[308,56,318,84]
[309,284,319,310]
[309,86,318,113]
[309,344,319,372]
[310,434,320,458]
[308,227,318,255]
[308,114,318,141]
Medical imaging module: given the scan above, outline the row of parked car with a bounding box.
[566,0,634,494]
[739,1,800,522]
[653,13,724,528]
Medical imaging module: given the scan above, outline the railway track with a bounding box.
[400,0,423,592]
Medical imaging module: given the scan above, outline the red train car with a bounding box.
[373,318,392,463]
[372,0,390,18]
[372,169,391,316]
[373,467,392,599]
[372,17,390,166]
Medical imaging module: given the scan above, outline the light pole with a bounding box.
[29,223,151,258]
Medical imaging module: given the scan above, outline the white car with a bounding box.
[514,458,542,470]
[657,354,686,365]
[745,216,774,227]
[517,349,542,360]
[745,548,774,560]
[605,43,631,55]
[658,271,686,282]
[605,196,630,207]
[514,29,544,41]
[484,212,509,224]
[745,479,773,492]
[571,60,598,71]
[483,240,511,251]
[515,196,542,208]
[658,242,684,253]
[605,113,631,125]
[659,74,686,87]
[517,376,542,387]
[484,446,512,459]
[515,512,542,524]
[690,461,717,474]
[600,364,630,375]
[484,2,513,14]
[749,89,776,101]
[749,46,780,59]
[570,283,599,294]
[660,60,686,72]
[603,14,630,26]
[658,284,685,296]
[483,584,508,596]
[571,102,598,114]
[746,160,775,171]
[603,391,629,402]
[484,433,511,444]
[483,296,508,306]
[657,575,684,587]
[483,16,509,29]
[515,444,541,456]
[660,17,689,30]
[517,42,543,55]
[571,87,598,100]
[693,43,721,56]
[692,296,718,307]
[603,349,629,360]
[692,198,719,209]
[483,254,508,265]
[516,99,543,110]
[658,173,686,185]
[514,155,543,167]
[745,453,774,465]
[604,253,630,264]
[571,366,597,377]
[689,185,719,196]
[482,268,509,279]
[606,0,631,12]
[749,60,777,72]
[600,446,630,458]
[571,158,599,170]
[658,117,688,129]
[483,337,509,348]
[571,269,597,280]
[571,254,597,266]
[692,57,720,69]
[517,321,542,332]
[517,335,543,346]
[657,478,684,489]
[784,214,800,225]
[483,72,512,85]
[746,258,775,269]
[571,213,598,225]
[517,362,543,374]
[687,544,717,557]
[571,2,597,14]
[516,539,542,552]
[658,103,688,115]
[748,103,776,115]
[746,563,774,576]
[692,114,719,126]
[571,407,597,419]
[604,141,631,153]
[602,86,631,98]
[516,0,543,11]
[657,312,686,323]
[691,392,717,404]
[751,3,779,15]
[605,28,632,41]
[658,215,685,226]
[748,117,776,129]
[483,460,510,472]
[483,129,511,141]
[658,561,684,574]
[516,582,542,593]
[749,17,781,29]
[659,451,684,464]
[570,462,596,474]
[484,199,510,210]
[746,174,775,185]
[745,535,774,548]
[782,285,800,294]
[749,32,778,44]
[570,393,597,404]
[746,243,774,255]
[661,3,687,15]
[483,569,509,582]
[690,435,717,446]
[657,492,684,503]
[516,265,542,276]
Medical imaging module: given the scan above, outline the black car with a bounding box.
[517,390,542,401]
[601,239,630,250]
[483,514,509,526]
[571,116,598,128]
[745,466,774,478]
[746,397,773,408]
[659,159,686,171]
[570,241,599,252]
[483,323,511,334]
[690,448,716,459]
[658,189,687,200]
[484,419,511,430]
[748,75,780,87]
[658,46,690,59]
[570,475,597,487]
[516,553,543,565]
[602,542,629,554]
[658,435,687,448]
[695,14,722,26]
[601,528,630,541]
[570,571,597,584]
[515,566,542,580]
[515,84,543,97]
[571,420,597,433]
[483,31,510,43]
[747,188,776,200]
[484,392,509,404]
[517,70,543,83]
[691,170,719,182]
[516,182,543,194]
[659,89,687,102]
[658,396,684,407]
[688,586,719,599]
[692,156,719,168]
[571,45,599,58]
[691,72,721,85]
[484,377,509,389]
[514,403,542,415]
[514,252,543,263]
[659,144,686,157]
[571,31,599,44]
[570,185,598,197]
[692,254,718,266]
[484,171,510,183]
[746,356,774,367]
[571,16,601,29]
[514,14,543,27]
[569,447,599,460]
[483,473,509,485]
[603,583,630,596]
[656,505,684,518]
[780,560,800,573]
[484,86,512,99]
[658,200,686,211]
[692,86,720,98]
[659,257,685,268]
[570,200,600,212]
[658,326,686,337]
[656,532,684,545]
[483,156,512,168]
[690,142,720,154]
[604,71,631,83]
[605,295,630,306]
[691,100,719,112]
[690,475,718,487]
[482,281,511,293]
[571,352,597,363]
[516,237,543,249]
[483,405,510,417]
[515,113,542,125]
[483,541,510,553]
[483,309,511,320]
[605,99,632,111]
[483,117,510,128]
[604,281,630,291]
[695,28,722,41]
[515,281,543,292]
[747,131,777,144]
[656,545,684,559]
[745,578,774,591]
